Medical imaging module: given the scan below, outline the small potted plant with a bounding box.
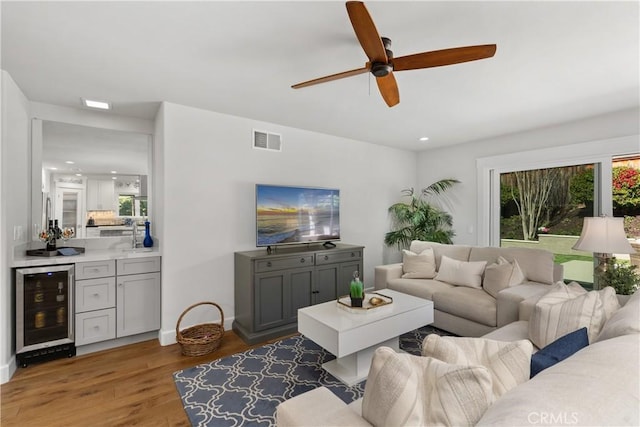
[349,271,364,307]
[598,257,640,300]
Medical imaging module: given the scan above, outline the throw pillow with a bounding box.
[483,256,526,298]
[434,255,487,288]
[402,248,436,279]
[530,327,589,377]
[595,290,640,342]
[528,282,604,348]
[361,347,493,427]
[422,334,533,399]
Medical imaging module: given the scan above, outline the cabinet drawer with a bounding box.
[255,255,314,272]
[75,308,116,346]
[116,256,161,276]
[76,277,116,312]
[315,250,362,265]
[75,260,116,280]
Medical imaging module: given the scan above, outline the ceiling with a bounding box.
[2,1,638,151]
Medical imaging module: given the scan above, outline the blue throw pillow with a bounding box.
[530,327,589,378]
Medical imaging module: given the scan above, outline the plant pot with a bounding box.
[350,297,363,307]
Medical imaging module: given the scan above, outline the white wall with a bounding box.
[417,107,640,246]
[1,70,31,383]
[157,102,417,343]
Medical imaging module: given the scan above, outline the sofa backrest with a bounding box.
[410,240,472,270]
[469,246,555,285]
[409,240,556,285]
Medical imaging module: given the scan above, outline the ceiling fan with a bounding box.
[292,1,497,107]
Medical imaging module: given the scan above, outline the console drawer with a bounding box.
[255,255,315,272]
[315,250,362,265]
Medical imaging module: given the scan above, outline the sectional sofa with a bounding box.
[374,240,563,337]
[277,284,640,426]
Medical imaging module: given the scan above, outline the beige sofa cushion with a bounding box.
[410,240,472,269]
[483,256,526,298]
[469,246,555,285]
[434,255,487,288]
[476,334,640,427]
[387,278,453,300]
[362,347,493,427]
[433,287,497,327]
[421,335,533,399]
[401,248,436,279]
[596,290,640,342]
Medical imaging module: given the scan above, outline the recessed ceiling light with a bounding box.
[75,173,82,177]
[65,160,75,164]
[112,177,117,180]
[419,136,430,141]
[111,170,117,174]
[50,167,58,170]
[81,98,111,110]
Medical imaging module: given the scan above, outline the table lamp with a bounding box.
[572,216,634,289]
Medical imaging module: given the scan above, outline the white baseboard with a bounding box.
[160,315,234,346]
[1,356,17,384]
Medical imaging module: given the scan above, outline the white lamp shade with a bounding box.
[572,217,634,254]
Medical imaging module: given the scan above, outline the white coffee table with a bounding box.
[298,289,434,386]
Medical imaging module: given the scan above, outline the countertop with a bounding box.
[12,247,162,268]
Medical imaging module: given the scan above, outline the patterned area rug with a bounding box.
[173,325,453,427]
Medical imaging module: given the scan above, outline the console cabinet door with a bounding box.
[254,267,314,331]
[116,272,160,337]
[315,264,339,304]
[254,272,286,331]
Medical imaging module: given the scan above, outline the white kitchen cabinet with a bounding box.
[86,179,115,211]
[116,257,161,338]
[75,261,117,345]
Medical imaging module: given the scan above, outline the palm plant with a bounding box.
[384,179,460,250]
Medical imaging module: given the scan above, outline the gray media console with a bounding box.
[233,243,364,344]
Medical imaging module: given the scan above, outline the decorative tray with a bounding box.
[337,292,393,313]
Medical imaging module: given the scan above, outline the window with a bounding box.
[118,195,147,217]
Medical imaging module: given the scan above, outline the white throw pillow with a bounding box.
[595,290,640,342]
[528,282,606,347]
[422,334,532,399]
[434,255,487,288]
[362,347,493,427]
[402,248,436,279]
[483,256,526,298]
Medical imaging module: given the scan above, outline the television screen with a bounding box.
[256,184,340,247]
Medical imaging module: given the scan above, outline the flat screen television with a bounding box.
[256,184,340,247]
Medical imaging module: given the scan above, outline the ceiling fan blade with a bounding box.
[292,66,369,89]
[346,1,387,63]
[376,73,399,107]
[392,44,497,71]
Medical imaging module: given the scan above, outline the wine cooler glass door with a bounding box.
[16,264,74,354]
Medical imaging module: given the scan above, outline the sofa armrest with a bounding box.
[496,283,550,327]
[277,387,370,427]
[374,263,403,290]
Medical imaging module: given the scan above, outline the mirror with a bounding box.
[32,120,152,240]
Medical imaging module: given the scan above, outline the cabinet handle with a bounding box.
[351,252,355,257]
[93,293,99,297]
[312,290,319,294]
[267,261,272,267]
[300,258,305,263]
[324,255,329,260]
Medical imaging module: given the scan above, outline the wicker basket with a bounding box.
[176,301,225,356]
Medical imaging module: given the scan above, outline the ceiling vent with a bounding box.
[253,130,282,152]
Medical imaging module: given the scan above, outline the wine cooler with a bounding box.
[15,264,75,367]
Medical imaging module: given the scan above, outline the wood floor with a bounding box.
[0,331,276,426]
